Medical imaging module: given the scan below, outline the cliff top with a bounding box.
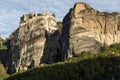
[74,2,92,10]
[20,12,55,24]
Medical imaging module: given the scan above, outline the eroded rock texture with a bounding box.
[61,2,120,59]
[7,12,60,74]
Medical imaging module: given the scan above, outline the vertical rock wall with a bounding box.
[7,2,120,73]
[7,12,60,74]
[61,2,120,59]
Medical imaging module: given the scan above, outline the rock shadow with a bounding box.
[40,30,61,64]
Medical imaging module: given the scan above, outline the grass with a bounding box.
[4,43,120,80]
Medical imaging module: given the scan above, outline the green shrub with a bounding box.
[37,13,43,16]
[57,21,62,31]
[102,43,120,55]
[29,15,33,19]
[5,43,120,80]
[110,43,120,52]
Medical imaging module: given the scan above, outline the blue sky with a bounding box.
[0,0,120,38]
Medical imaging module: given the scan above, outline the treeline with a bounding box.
[5,43,120,80]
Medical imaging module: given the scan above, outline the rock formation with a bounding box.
[7,2,120,74]
[61,2,120,59]
[7,12,60,74]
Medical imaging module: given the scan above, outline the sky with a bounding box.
[0,0,120,38]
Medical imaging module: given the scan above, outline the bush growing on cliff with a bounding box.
[57,21,62,31]
[5,43,120,80]
[29,15,33,19]
[37,13,43,16]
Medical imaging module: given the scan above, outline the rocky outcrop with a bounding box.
[61,2,120,59]
[7,12,60,74]
[7,2,120,74]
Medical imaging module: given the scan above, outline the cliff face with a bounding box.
[61,2,120,59]
[7,2,120,73]
[7,12,60,74]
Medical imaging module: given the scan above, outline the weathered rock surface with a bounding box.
[7,2,120,74]
[7,12,60,74]
[61,2,120,59]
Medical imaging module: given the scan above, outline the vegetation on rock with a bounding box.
[57,21,62,31]
[37,13,43,16]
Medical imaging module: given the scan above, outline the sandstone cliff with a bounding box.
[7,2,120,74]
[61,2,120,59]
[7,12,60,74]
